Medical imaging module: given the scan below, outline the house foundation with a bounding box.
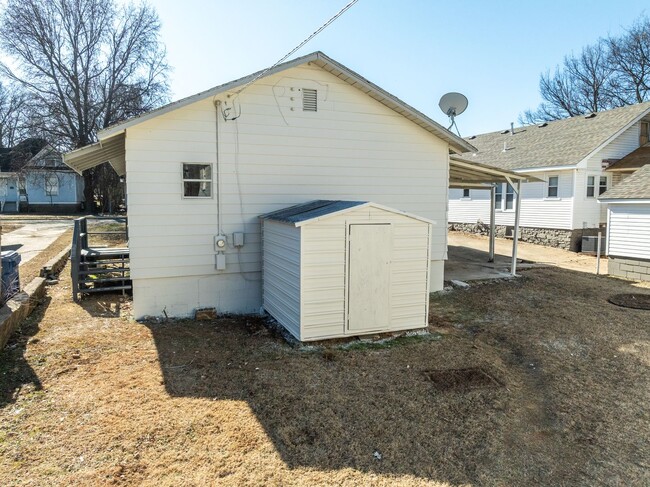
[607,256,650,282]
[448,223,600,252]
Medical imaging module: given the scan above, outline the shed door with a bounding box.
[347,224,391,332]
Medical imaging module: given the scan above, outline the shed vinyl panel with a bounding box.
[607,204,650,260]
[262,220,301,340]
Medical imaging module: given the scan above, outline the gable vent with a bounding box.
[585,112,597,119]
[302,88,317,112]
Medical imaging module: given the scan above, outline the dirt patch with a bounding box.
[0,224,23,234]
[608,293,650,310]
[423,367,503,392]
[0,266,648,486]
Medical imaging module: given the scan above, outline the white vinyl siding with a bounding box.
[607,204,650,260]
[449,170,574,229]
[126,64,450,318]
[262,205,431,341]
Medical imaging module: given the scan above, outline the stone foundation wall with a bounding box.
[448,222,600,252]
[608,256,650,282]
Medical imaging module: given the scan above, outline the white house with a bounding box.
[449,102,650,251]
[600,162,650,282]
[65,51,491,320]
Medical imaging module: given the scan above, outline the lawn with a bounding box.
[0,264,648,486]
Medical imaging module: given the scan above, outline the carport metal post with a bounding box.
[511,179,522,276]
[489,184,496,262]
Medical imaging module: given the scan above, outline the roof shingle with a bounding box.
[456,102,650,170]
[600,164,650,200]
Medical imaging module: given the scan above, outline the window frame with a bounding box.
[586,174,608,198]
[598,175,608,196]
[181,163,213,199]
[640,121,649,146]
[45,173,59,196]
[461,188,471,199]
[494,183,503,211]
[546,175,559,199]
[504,183,516,211]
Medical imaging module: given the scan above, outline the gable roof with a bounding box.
[599,164,650,200]
[96,51,475,154]
[605,144,650,172]
[259,200,433,226]
[455,102,650,171]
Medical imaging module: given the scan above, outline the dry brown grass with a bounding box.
[0,266,648,486]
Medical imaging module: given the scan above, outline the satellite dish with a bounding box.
[439,92,468,136]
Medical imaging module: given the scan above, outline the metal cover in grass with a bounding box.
[608,293,650,310]
[423,367,503,392]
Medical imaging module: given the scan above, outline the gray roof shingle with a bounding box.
[599,164,650,200]
[456,102,650,170]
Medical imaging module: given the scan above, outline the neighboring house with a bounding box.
[600,160,650,282]
[449,102,650,251]
[0,142,84,213]
[65,51,486,321]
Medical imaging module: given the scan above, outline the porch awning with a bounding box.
[63,134,125,176]
[449,155,541,187]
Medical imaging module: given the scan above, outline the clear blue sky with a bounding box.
[152,0,648,136]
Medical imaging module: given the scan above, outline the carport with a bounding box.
[448,155,539,276]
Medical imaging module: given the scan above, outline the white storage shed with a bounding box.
[260,200,433,341]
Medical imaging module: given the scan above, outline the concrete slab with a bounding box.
[445,231,606,282]
[1,221,72,265]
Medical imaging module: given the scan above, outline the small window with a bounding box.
[45,174,59,196]
[505,183,515,210]
[587,175,595,197]
[182,163,212,198]
[547,175,559,198]
[599,176,608,195]
[462,188,470,198]
[641,121,649,146]
[494,184,503,209]
[302,88,317,112]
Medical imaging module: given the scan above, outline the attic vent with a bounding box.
[468,135,476,140]
[302,88,317,112]
[500,129,510,134]
[538,122,548,128]
[585,112,597,119]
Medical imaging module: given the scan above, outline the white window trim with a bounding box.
[503,183,517,212]
[586,173,608,198]
[182,162,214,199]
[544,174,560,200]
[45,174,59,196]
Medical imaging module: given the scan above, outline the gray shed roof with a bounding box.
[455,102,650,171]
[260,200,434,226]
[260,200,367,224]
[599,164,650,200]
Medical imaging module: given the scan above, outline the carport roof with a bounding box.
[449,155,541,187]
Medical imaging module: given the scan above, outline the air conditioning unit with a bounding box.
[581,235,606,254]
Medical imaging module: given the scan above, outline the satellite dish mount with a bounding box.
[439,92,468,137]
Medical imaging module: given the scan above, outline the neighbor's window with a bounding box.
[599,175,608,195]
[182,163,212,198]
[462,188,470,198]
[587,176,596,197]
[505,183,515,210]
[641,121,649,146]
[45,174,59,196]
[547,175,559,198]
[494,184,503,209]
[587,175,608,197]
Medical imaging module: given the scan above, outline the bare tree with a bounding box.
[0,82,28,148]
[0,0,169,211]
[606,17,650,105]
[520,42,616,124]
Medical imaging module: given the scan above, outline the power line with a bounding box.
[235,0,360,96]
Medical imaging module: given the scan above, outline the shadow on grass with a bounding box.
[143,267,650,485]
[0,295,51,409]
[143,315,508,484]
